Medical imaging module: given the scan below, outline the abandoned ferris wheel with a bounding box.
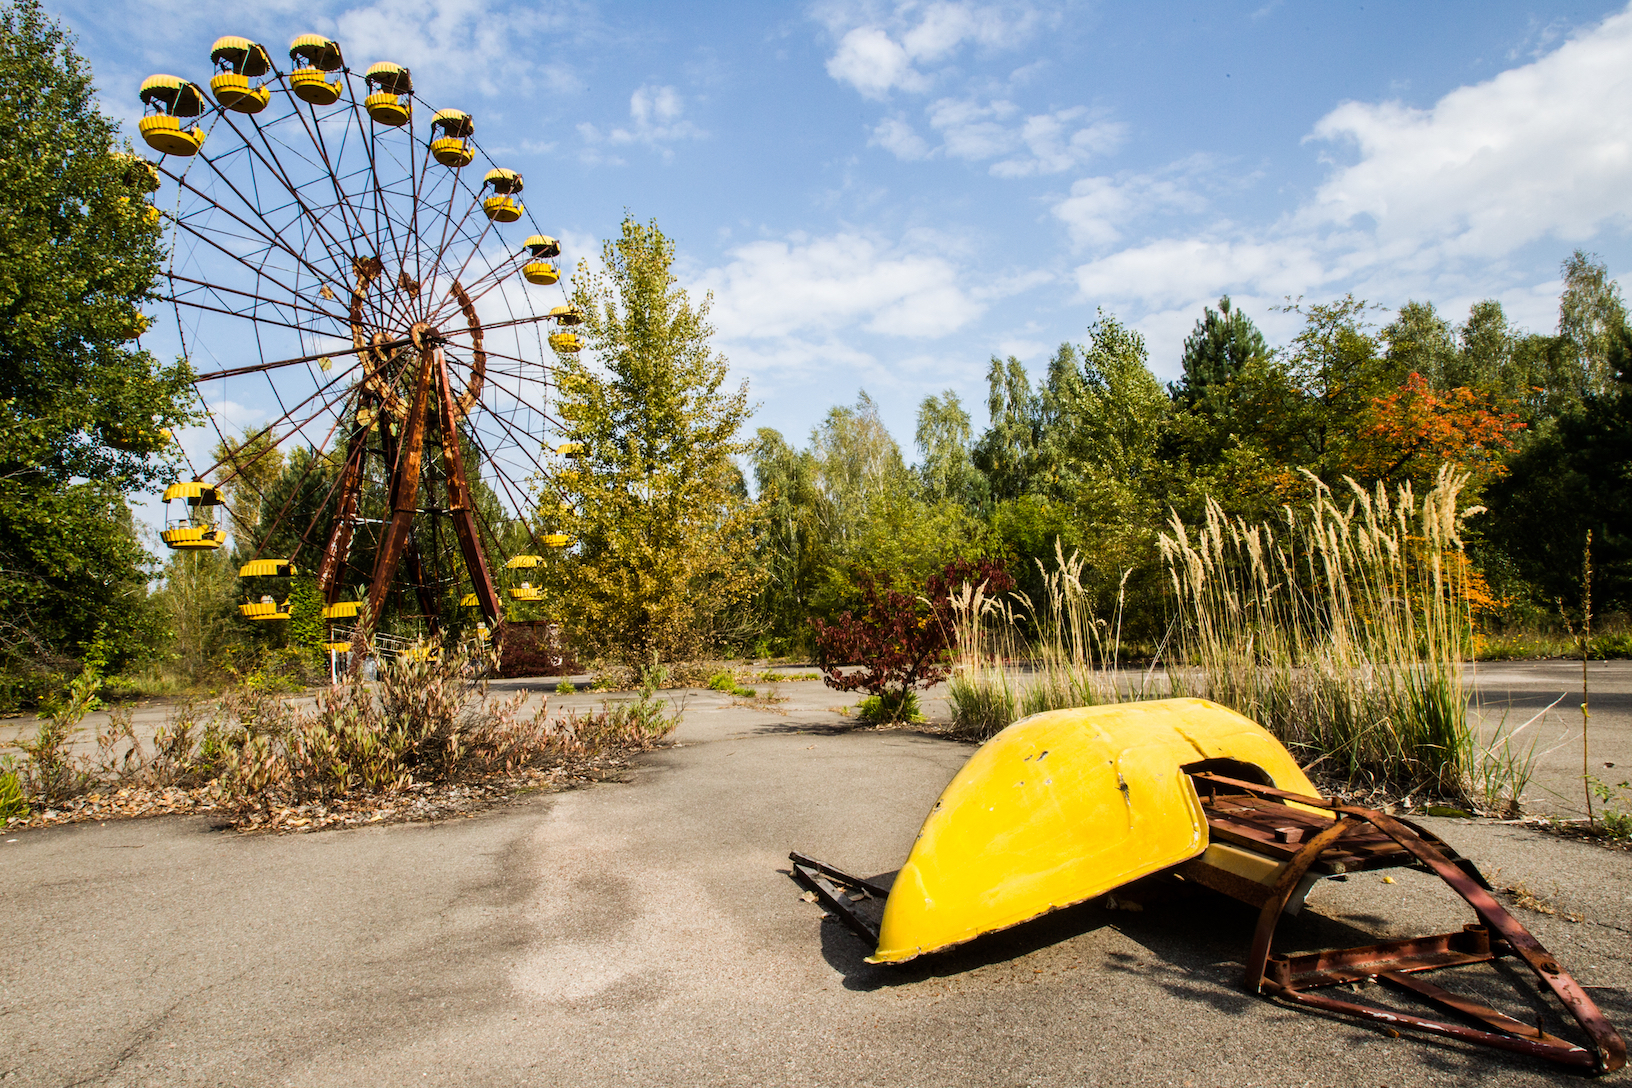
[133,33,583,649]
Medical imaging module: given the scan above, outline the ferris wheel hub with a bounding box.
[408,321,443,352]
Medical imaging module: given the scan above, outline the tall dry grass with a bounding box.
[1159,466,1476,799]
[947,542,1155,740]
[947,468,1520,808]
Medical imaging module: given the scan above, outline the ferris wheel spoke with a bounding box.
[164,270,351,326]
[163,160,355,308]
[196,364,359,483]
[164,192,353,333]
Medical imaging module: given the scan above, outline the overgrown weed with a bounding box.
[4,634,680,830]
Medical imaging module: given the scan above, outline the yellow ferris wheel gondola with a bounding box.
[482,168,524,222]
[238,558,295,621]
[288,35,343,105]
[363,62,412,126]
[523,234,561,284]
[209,37,273,114]
[505,553,544,600]
[430,109,475,167]
[138,75,207,157]
[160,481,225,550]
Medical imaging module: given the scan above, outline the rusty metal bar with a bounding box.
[363,343,439,631]
[436,353,503,627]
[1227,787,1627,1075]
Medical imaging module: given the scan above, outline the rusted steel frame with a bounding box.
[227,103,387,291]
[789,852,893,898]
[363,345,439,631]
[459,391,564,485]
[1265,926,1498,988]
[1243,818,1357,989]
[1355,807,1625,1072]
[1236,796,1626,1073]
[419,136,477,312]
[435,357,503,625]
[421,210,505,327]
[374,372,443,634]
[280,77,381,280]
[163,213,326,328]
[316,416,373,603]
[357,92,414,317]
[1191,772,1488,885]
[1270,987,1598,1070]
[165,271,351,325]
[446,282,486,415]
[160,293,338,340]
[788,854,881,946]
[1379,966,1579,1047]
[234,404,347,566]
[452,411,561,562]
[279,82,424,341]
[426,249,530,324]
[439,311,564,339]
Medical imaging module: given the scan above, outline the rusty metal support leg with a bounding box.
[436,354,503,628]
[363,344,438,633]
[315,415,371,605]
[1216,771,1626,1075]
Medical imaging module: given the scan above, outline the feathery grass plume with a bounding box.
[1159,465,1478,799]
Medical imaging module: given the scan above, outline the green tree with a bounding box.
[915,389,984,509]
[549,215,756,665]
[1171,295,1269,405]
[0,0,192,684]
[1559,249,1626,400]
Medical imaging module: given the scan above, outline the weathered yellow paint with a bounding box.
[868,698,1317,964]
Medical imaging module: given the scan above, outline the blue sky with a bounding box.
[54,0,1632,471]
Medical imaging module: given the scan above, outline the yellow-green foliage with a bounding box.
[545,216,758,666]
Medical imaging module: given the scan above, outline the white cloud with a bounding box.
[893,97,1124,174]
[869,115,930,159]
[1064,5,1632,347]
[578,84,704,162]
[698,233,984,340]
[827,27,928,98]
[1051,167,1211,247]
[819,2,1041,98]
[1073,238,1328,311]
[1305,9,1632,259]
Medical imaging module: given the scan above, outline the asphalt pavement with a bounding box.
[3,671,1630,1087]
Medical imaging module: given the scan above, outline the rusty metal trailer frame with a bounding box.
[793,770,1627,1076]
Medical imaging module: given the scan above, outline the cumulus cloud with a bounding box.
[1064,5,1632,339]
[870,96,1125,174]
[869,115,931,159]
[1305,9,1632,258]
[1051,166,1212,247]
[698,233,984,340]
[818,1,1041,98]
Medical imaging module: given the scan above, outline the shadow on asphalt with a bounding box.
[788,869,1631,1076]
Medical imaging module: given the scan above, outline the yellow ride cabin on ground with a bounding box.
[869,698,1318,963]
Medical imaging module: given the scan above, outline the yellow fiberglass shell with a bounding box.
[290,68,342,105]
[239,559,295,577]
[868,698,1317,965]
[523,261,559,285]
[505,554,542,569]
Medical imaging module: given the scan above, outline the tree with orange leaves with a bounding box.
[1344,372,1524,495]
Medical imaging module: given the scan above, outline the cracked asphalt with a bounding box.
[3,668,1630,1086]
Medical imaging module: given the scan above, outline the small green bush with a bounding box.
[0,761,28,822]
[555,679,576,694]
[706,670,756,698]
[856,690,922,723]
